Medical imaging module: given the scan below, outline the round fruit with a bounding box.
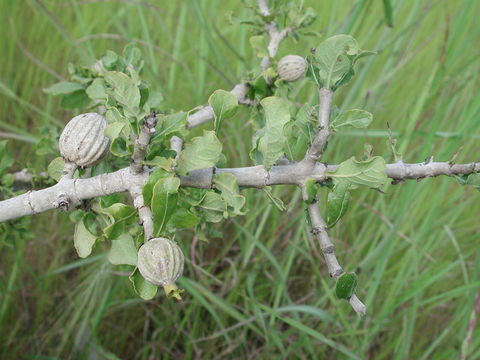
[137,237,184,299]
[277,55,307,82]
[59,113,110,168]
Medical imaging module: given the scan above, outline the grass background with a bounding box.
[1,0,480,359]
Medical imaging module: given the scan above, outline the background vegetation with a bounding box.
[1,0,479,358]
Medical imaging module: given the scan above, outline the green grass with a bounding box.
[1,0,480,358]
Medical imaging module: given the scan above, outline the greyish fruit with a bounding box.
[137,237,185,300]
[277,55,308,82]
[59,113,110,168]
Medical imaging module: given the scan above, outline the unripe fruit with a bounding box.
[137,237,184,300]
[277,55,308,82]
[59,113,110,168]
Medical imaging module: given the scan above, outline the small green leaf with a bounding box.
[249,35,268,58]
[196,191,227,223]
[465,173,480,191]
[208,89,238,133]
[331,109,373,130]
[156,111,187,137]
[213,172,245,216]
[108,234,137,266]
[312,35,375,90]
[43,81,84,96]
[104,71,140,110]
[110,137,130,157]
[250,96,291,169]
[326,181,351,228]
[74,218,97,258]
[123,43,144,71]
[47,157,65,181]
[151,176,180,236]
[176,130,222,176]
[262,187,287,211]
[100,203,136,240]
[104,122,126,141]
[328,156,388,190]
[129,268,158,300]
[169,207,199,229]
[335,272,358,299]
[85,78,106,100]
[303,178,318,204]
[61,90,91,109]
[143,168,170,206]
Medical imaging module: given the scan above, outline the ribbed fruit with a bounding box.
[137,237,184,299]
[277,55,307,82]
[59,112,110,168]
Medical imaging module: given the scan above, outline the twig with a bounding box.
[129,185,154,241]
[303,88,333,166]
[170,135,183,169]
[130,113,157,174]
[302,87,365,314]
[1,160,478,223]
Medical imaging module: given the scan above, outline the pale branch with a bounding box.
[170,136,183,160]
[304,198,366,315]
[256,0,270,17]
[129,185,154,241]
[1,160,478,223]
[187,84,249,129]
[303,88,334,166]
[130,113,157,174]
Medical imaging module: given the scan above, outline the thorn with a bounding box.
[391,179,405,185]
[424,156,434,164]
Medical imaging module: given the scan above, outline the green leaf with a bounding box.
[326,181,351,228]
[176,130,222,176]
[104,122,126,141]
[142,168,170,206]
[465,173,480,191]
[74,218,97,258]
[313,35,375,90]
[196,191,227,223]
[303,178,318,204]
[85,78,106,100]
[249,35,268,58]
[151,176,180,236]
[110,137,130,157]
[156,111,187,137]
[328,156,388,190]
[47,157,65,181]
[250,96,291,169]
[146,91,163,109]
[108,234,137,266]
[0,141,14,175]
[104,71,140,110]
[331,109,373,130]
[123,43,144,71]
[129,268,158,300]
[335,272,358,299]
[283,104,316,161]
[43,81,84,96]
[61,90,91,109]
[213,173,245,216]
[262,187,287,211]
[169,207,199,230]
[100,203,136,240]
[208,89,238,133]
